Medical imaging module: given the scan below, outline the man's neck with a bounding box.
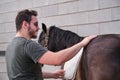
[16,31,30,40]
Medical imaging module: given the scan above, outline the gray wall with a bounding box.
[0,0,120,80]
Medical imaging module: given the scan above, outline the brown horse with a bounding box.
[38,23,120,80]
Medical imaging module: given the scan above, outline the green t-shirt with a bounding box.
[6,37,48,80]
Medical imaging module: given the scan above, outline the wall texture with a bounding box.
[0,0,120,80]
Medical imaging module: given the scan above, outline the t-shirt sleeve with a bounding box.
[24,40,48,63]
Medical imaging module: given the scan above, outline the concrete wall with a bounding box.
[0,0,120,80]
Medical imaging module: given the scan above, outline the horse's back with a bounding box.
[82,34,120,80]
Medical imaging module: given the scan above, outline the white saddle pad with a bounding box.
[63,47,84,80]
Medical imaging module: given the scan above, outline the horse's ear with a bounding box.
[42,23,47,33]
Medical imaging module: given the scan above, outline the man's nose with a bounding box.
[37,26,40,30]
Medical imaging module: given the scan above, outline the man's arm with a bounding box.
[38,35,97,65]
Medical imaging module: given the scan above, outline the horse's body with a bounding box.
[38,23,120,80]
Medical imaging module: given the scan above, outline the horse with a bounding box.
[38,23,120,80]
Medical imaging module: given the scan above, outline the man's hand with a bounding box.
[80,35,97,47]
[43,69,65,79]
[51,69,65,79]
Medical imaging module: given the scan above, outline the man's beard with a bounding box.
[28,26,38,39]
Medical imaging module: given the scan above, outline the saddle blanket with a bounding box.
[63,47,84,80]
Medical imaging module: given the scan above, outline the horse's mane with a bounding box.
[48,26,84,52]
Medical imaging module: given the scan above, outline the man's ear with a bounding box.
[22,21,29,29]
[42,23,47,33]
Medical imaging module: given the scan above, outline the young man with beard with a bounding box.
[5,9,97,80]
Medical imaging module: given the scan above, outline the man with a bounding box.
[5,9,97,80]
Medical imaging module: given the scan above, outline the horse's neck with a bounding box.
[48,27,84,51]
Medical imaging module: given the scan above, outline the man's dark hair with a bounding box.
[15,9,38,31]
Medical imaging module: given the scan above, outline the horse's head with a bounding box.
[38,23,49,48]
[38,23,84,52]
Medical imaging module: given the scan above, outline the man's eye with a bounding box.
[34,22,38,26]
